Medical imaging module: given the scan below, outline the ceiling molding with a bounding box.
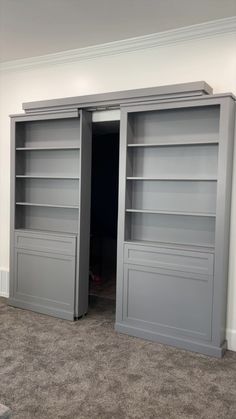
[1,16,236,72]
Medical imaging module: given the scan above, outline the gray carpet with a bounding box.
[0,297,236,419]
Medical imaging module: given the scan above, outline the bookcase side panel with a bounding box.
[212,97,236,346]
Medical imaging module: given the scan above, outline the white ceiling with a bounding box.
[0,0,236,63]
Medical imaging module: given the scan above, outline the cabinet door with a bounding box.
[13,247,76,320]
[122,263,213,342]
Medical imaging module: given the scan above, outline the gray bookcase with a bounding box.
[116,96,235,357]
[9,110,92,320]
[8,82,235,357]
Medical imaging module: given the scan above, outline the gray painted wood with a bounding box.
[126,212,215,247]
[116,95,235,357]
[16,178,80,207]
[12,247,76,318]
[127,144,218,178]
[126,180,217,214]
[9,117,16,302]
[115,323,227,358]
[124,243,214,276]
[15,230,76,255]
[122,264,213,341]
[16,149,80,177]
[212,97,236,346]
[128,105,220,144]
[15,205,79,234]
[75,110,92,318]
[9,110,92,320]
[22,81,213,113]
[9,82,235,357]
[116,108,129,324]
[16,118,81,148]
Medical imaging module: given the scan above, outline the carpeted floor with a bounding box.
[89,277,116,300]
[0,297,236,419]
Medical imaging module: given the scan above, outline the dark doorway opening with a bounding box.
[89,121,119,305]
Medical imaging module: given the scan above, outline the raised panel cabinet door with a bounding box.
[122,264,213,342]
[13,248,76,320]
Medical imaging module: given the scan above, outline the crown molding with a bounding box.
[0,16,236,72]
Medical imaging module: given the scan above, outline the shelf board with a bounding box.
[127,139,219,148]
[16,146,80,151]
[16,202,79,209]
[126,209,216,217]
[126,176,217,181]
[16,175,80,179]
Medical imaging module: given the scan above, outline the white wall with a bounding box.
[0,28,236,349]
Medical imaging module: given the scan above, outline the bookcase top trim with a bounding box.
[10,82,236,119]
[21,81,213,114]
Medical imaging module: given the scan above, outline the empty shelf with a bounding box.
[127,139,219,147]
[16,146,80,151]
[16,202,79,209]
[126,209,216,217]
[16,175,80,179]
[126,176,218,181]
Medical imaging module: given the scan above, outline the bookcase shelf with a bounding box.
[15,148,80,178]
[127,139,219,147]
[15,204,79,234]
[125,209,216,217]
[16,175,80,179]
[15,177,79,208]
[16,146,80,151]
[126,178,217,215]
[126,176,217,181]
[126,144,218,179]
[16,202,79,209]
[15,117,81,148]
[128,106,220,146]
[123,105,221,251]
[125,212,215,247]
[14,116,82,235]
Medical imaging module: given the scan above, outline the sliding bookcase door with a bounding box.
[10,110,92,320]
[116,96,235,357]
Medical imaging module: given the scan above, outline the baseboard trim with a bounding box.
[8,297,74,320]
[115,322,227,358]
[0,270,9,298]
[226,328,236,352]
